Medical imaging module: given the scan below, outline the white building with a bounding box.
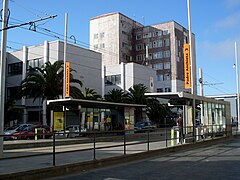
[104,62,156,94]
[6,40,102,124]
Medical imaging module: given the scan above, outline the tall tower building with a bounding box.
[90,12,196,94]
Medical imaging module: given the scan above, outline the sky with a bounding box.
[2,0,240,96]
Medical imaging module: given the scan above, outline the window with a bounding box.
[146,43,152,49]
[153,41,157,48]
[105,75,121,85]
[143,33,151,38]
[136,44,143,51]
[164,39,170,46]
[164,50,171,58]
[153,52,163,59]
[94,33,98,39]
[7,86,21,100]
[126,55,131,61]
[164,74,171,81]
[94,44,98,50]
[147,53,152,60]
[27,58,43,69]
[157,74,164,81]
[136,55,142,61]
[8,62,22,76]
[100,43,105,49]
[155,31,162,37]
[158,40,163,47]
[163,30,169,35]
[157,88,163,92]
[153,63,163,70]
[122,31,127,35]
[153,40,163,48]
[100,32,105,38]
[165,87,171,92]
[164,62,171,69]
[136,34,142,40]
[122,42,127,48]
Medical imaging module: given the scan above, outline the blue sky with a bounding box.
[3,0,240,96]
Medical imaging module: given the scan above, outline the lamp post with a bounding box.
[235,42,240,130]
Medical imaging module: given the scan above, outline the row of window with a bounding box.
[136,39,170,51]
[157,74,171,81]
[94,32,105,39]
[153,62,171,70]
[136,50,171,61]
[157,87,171,92]
[136,30,169,40]
[93,43,105,50]
[8,58,44,76]
[105,74,121,85]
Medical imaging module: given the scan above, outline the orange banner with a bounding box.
[65,61,70,97]
[184,44,191,89]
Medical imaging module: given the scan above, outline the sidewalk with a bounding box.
[0,135,236,179]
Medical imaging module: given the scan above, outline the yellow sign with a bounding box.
[65,61,70,97]
[54,112,64,131]
[184,44,191,89]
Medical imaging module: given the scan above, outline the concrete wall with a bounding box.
[105,62,156,94]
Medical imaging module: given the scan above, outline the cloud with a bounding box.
[225,0,240,8]
[214,11,240,29]
[198,38,236,62]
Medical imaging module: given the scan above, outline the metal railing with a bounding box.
[0,124,235,167]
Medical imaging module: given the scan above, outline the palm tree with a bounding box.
[104,88,128,103]
[127,84,148,105]
[19,61,83,125]
[127,84,149,122]
[146,98,171,125]
[81,87,102,100]
[20,61,83,101]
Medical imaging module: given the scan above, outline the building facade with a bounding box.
[6,40,103,125]
[90,12,197,94]
[104,62,156,94]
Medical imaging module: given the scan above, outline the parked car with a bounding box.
[57,125,86,138]
[12,124,52,140]
[4,124,33,140]
[134,121,156,132]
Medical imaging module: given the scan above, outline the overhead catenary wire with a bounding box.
[3,14,233,95]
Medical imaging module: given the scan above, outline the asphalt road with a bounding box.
[50,137,240,180]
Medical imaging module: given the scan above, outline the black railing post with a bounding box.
[53,131,56,166]
[165,125,168,148]
[147,130,150,151]
[124,130,126,155]
[93,131,96,160]
[212,125,214,139]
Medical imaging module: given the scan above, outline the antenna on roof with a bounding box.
[142,16,145,25]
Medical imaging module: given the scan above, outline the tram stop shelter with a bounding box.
[145,92,231,137]
[47,98,147,132]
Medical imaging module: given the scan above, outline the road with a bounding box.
[49,137,240,180]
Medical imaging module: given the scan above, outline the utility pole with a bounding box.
[0,0,8,156]
[187,0,196,141]
[0,0,55,155]
[235,42,240,131]
[199,68,204,124]
[63,13,68,99]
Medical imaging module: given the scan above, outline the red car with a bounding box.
[13,125,52,140]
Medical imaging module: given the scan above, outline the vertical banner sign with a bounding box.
[184,44,191,89]
[65,61,70,97]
